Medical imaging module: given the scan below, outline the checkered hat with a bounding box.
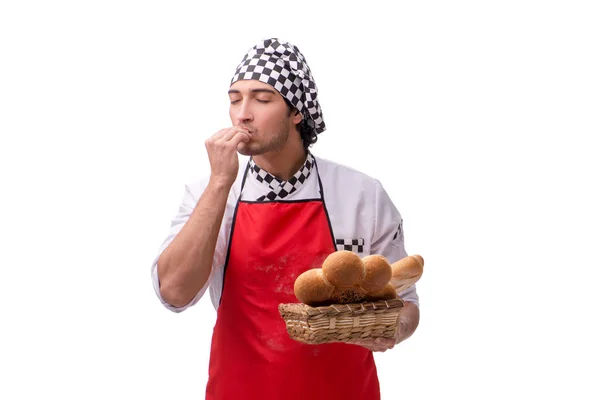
[230,38,326,134]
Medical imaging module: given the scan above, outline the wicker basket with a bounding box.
[278,298,404,345]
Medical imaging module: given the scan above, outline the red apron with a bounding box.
[205,162,380,400]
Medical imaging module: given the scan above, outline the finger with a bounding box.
[209,126,248,143]
[218,128,250,144]
[359,338,394,352]
[209,128,235,141]
[213,128,238,143]
[348,340,380,352]
[226,130,251,147]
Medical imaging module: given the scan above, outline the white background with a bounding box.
[1,1,599,399]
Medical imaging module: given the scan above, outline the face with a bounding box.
[228,80,302,156]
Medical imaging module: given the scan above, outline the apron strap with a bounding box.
[313,155,326,202]
[239,160,251,198]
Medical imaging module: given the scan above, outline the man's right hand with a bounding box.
[205,127,252,187]
[157,127,252,308]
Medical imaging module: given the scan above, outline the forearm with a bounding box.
[396,300,420,344]
[157,178,231,307]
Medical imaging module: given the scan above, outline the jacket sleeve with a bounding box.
[150,180,228,313]
[370,180,420,307]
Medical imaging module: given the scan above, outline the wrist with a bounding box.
[208,175,235,190]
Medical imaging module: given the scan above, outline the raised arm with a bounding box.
[156,127,252,308]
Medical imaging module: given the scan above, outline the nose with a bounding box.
[234,100,253,125]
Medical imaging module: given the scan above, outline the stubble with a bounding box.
[237,118,291,156]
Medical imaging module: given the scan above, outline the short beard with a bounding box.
[237,118,291,156]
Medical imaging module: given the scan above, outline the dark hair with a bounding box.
[284,98,318,151]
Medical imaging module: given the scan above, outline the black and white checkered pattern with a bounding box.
[336,238,365,253]
[250,153,315,201]
[231,38,326,134]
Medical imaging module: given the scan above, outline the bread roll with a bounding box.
[293,251,424,306]
[390,255,424,292]
[321,250,365,288]
[331,286,367,304]
[361,255,393,294]
[364,283,397,302]
[293,269,335,306]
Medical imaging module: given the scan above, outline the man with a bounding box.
[151,38,420,400]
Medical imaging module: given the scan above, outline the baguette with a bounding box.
[389,255,424,292]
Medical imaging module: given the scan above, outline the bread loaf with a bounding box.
[390,255,424,292]
[293,268,335,306]
[361,255,393,294]
[293,251,424,306]
[321,250,364,287]
[364,283,397,302]
[331,286,367,304]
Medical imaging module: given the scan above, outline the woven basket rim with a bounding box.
[279,298,404,316]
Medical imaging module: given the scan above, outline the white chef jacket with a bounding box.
[151,154,419,312]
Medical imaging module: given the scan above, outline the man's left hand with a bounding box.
[348,300,420,352]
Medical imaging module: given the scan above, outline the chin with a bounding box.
[238,139,284,157]
[237,143,260,156]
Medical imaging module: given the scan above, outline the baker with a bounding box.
[151,38,421,400]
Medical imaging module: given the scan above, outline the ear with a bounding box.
[292,110,303,125]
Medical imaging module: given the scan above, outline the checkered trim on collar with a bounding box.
[249,153,315,201]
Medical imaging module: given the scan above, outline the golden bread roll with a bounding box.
[293,269,335,306]
[364,283,397,302]
[293,251,424,306]
[321,250,365,288]
[361,255,393,294]
[390,255,424,292]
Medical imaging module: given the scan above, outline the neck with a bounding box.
[252,137,307,181]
